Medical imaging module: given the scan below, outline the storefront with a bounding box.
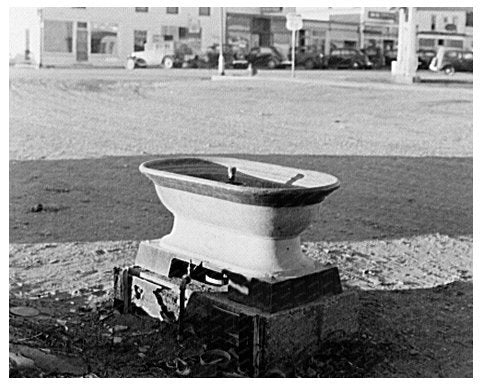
[226,12,291,57]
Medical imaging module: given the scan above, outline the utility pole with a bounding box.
[38,8,44,68]
[391,7,419,83]
[359,7,365,49]
[218,7,225,76]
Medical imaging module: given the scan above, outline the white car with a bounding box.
[126,43,177,70]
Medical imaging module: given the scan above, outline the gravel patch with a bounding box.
[9,234,472,298]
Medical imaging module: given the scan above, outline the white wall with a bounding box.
[9,8,40,63]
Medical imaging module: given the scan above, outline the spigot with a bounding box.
[228,166,237,183]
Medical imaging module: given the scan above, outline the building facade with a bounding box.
[11,7,473,67]
[323,7,472,52]
[226,7,295,57]
[37,7,224,67]
[18,7,295,67]
[415,7,473,50]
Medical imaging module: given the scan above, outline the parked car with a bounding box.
[323,48,372,69]
[384,48,438,70]
[417,49,436,69]
[429,48,473,74]
[246,46,288,69]
[126,43,178,70]
[362,46,384,68]
[289,45,324,69]
[185,44,248,69]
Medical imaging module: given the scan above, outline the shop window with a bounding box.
[179,27,188,39]
[446,40,463,48]
[199,7,210,16]
[166,7,178,14]
[134,30,147,52]
[431,15,436,30]
[135,7,148,12]
[91,23,118,55]
[419,38,435,47]
[44,20,73,53]
[344,41,356,48]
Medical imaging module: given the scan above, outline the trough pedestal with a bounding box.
[114,241,359,376]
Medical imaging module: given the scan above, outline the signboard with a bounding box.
[261,7,283,14]
[445,23,457,32]
[368,11,397,21]
[286,13,303,31]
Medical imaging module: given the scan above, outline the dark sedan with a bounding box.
[323,48,372,69]
[246,46,288,69]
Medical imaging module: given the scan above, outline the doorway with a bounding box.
[252,18,271,47]
[76,22,88,62]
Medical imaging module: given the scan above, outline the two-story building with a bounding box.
[10,7,473,67]
[416,7,473,50]
[11,7,296,67]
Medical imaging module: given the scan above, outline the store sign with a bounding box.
[368,11,397,21]
[286,13,303,31]
[261,7,283,14]
[445,24,457,32]
[363,29,383,35]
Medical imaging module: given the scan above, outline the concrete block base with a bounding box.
[185,290,359,375]
[113,266,359,376]
[391,74,421,84]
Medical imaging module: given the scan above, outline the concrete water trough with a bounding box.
[115,156,358,375]
[137,156,340,279]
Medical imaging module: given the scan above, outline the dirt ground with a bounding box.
[10,68,472,160]
[9,68,473,377]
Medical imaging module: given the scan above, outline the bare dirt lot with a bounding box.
[9,68,473,377]
[10,68,472,160]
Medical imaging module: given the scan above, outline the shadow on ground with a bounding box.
[9,280,472,378]
[10,154,472,244]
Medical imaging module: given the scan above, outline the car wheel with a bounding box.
[163,56,174,69]
[351,61,360,69]
[126,58,136,70]
[443,65,455,75]
[304,59,314,70]
[267,59,277,69]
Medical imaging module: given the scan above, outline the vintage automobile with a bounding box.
[246,46,289,69]
[183,44,248,69]
[323,48,372,69]
[417,49,437,69]
[362,46,385,69]
[289,45,325,69]
[125,42,179,70]
[429,47,473,74]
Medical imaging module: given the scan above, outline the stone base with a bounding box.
[391,73,421,84]
[113,266,359,376]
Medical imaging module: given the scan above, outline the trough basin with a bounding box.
[139,156,340,279]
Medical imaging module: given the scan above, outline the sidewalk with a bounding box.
[213,69,473,92]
